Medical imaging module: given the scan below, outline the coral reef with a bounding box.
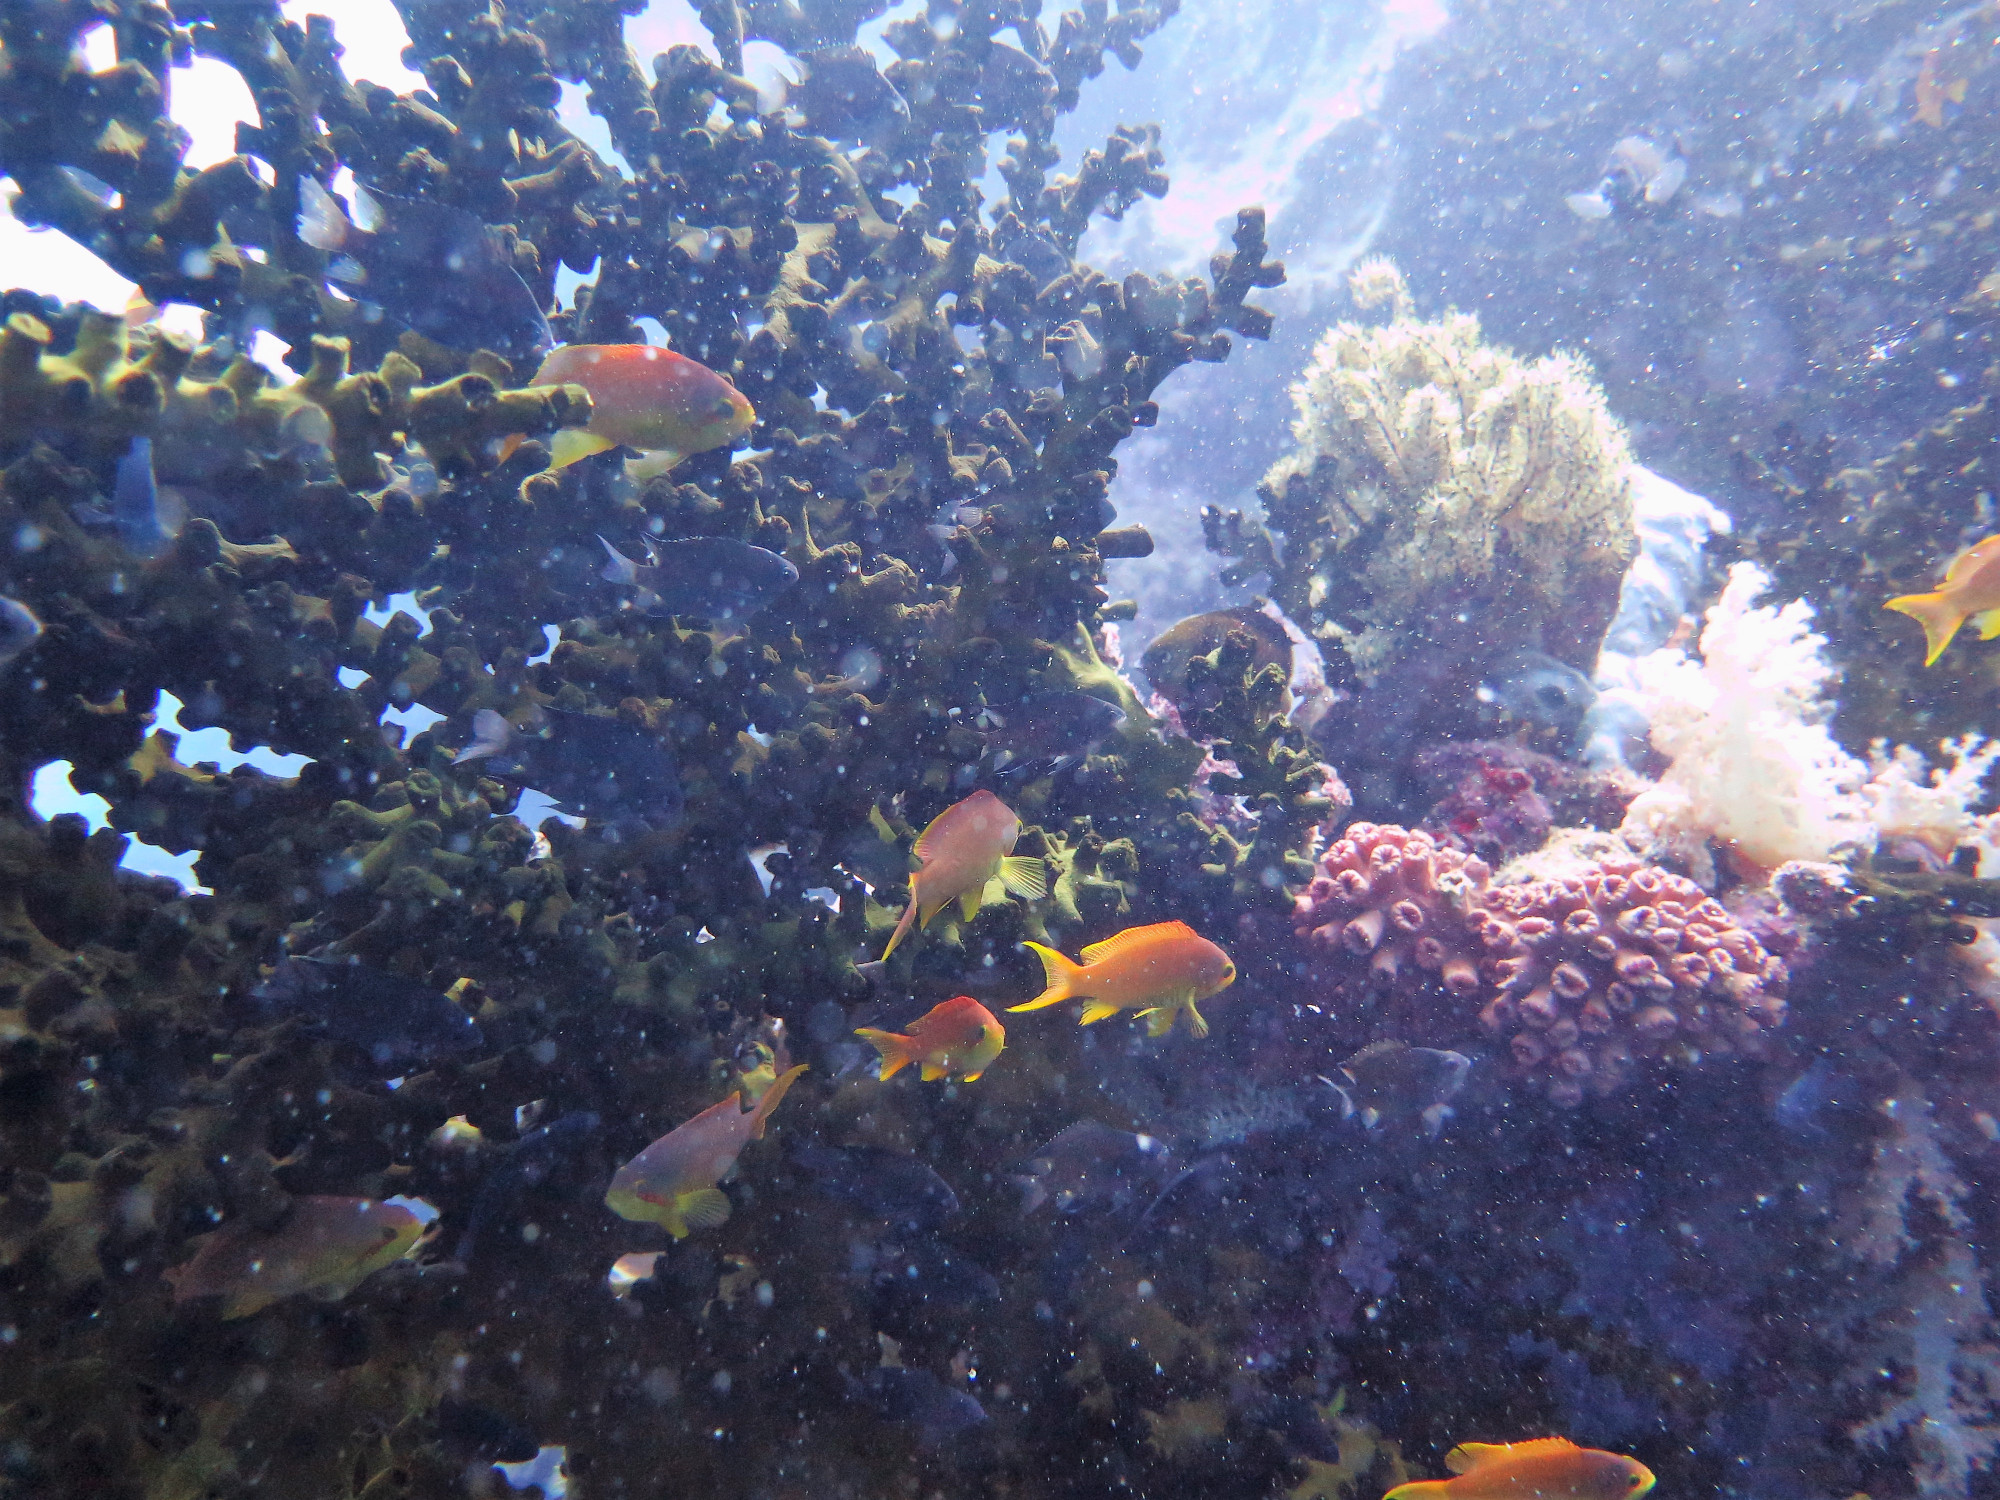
[1199,259,1637,812]
[1472,856,1788,1106]
[1294,823,1787,1105]
[0,0,1995,1497]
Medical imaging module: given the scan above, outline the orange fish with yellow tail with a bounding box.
[1008,920,1236,1038]
[1383,1437,1654,1500]
[605,1064,806,1238]
[523,343,754,474]
[1884,534,2000,665]
[881,790,1047,959]
[857,996,1006,1083]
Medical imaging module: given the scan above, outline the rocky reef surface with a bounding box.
[0,2,1997,1500]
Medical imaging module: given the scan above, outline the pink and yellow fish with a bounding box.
[605,1064,807,1238]
[856,995,1006,1083]
[1885,534,2000,665]
[1383,1437,1655,1500]
[162,1195,428,1319]
[1009,920,1236,1038]
[881,790,1046,958]
[529,343,755,474]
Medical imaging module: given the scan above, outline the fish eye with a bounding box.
[713,396,738,417]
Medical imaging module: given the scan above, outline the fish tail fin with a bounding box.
[1382,1484,1453,1500]
[295,175,351,252]
[599,535,640,585]
[452,709,513,765]
[854,1027,912,1080]
[550,428,616,470]
[1007,942,1082,1012]
[113,436,166,553]
[881,896,918,959]
[747,1063,807,1138]
[1884,590,1966,666]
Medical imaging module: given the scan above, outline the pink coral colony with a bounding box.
[1295,823,1789,1105]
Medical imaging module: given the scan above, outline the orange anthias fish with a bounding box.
[528,343,755,473]
[1884,534,2000,665]
[1384,1438,1655,1500]
[162,1196,428,1320]
[881,790,1047,959]
[1008,920,1236,1038]
[605,1063,807,1238]
[856,996,1006,1083]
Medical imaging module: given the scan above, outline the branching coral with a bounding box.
[1840,1078,2000,1499]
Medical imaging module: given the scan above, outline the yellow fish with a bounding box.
[1009,920,1236,1038]
[881,790,1047,959]
[856,996,1006,1083]
[528,343,754,473]
[1383,1437,1654,1500]
[605,1064,806,1238]
[162,1196,428,1320]
[1885,534,2000,665]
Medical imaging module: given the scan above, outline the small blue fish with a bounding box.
[1477,649,1598,748]
[251,956,481,1077]
[599,535,799,624]
[454,706,684,828]
[843,1366,989,1450]
[0,597,41,670]
[113,436,179,556]
[454,1111,603,1262]
[296,177,553,365]
[790,1142,961,1233]
[980,690,1127,783]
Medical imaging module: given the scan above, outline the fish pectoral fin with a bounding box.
[549,428,618,470]
[999,855,1047,900]
[1078,1002,1122,1025]
[960,1070,984,1083]
[1182,1002,1210,1040]
[677,1187,733,1231]
[624,449,686,483]
[919,1062,946,1081]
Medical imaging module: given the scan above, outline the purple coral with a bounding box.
[1294,822,1490,1002]
[1294,825,1789,1106]
[1475,858,1789,1106]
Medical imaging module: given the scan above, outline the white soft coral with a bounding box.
[1620,562,1874,877]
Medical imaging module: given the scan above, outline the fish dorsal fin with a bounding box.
[1081,920,1195,965]
[1446,1438,1577,1474]
[1946,537,2000,586]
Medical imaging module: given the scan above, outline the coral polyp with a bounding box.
[1474,858,1788,1105]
